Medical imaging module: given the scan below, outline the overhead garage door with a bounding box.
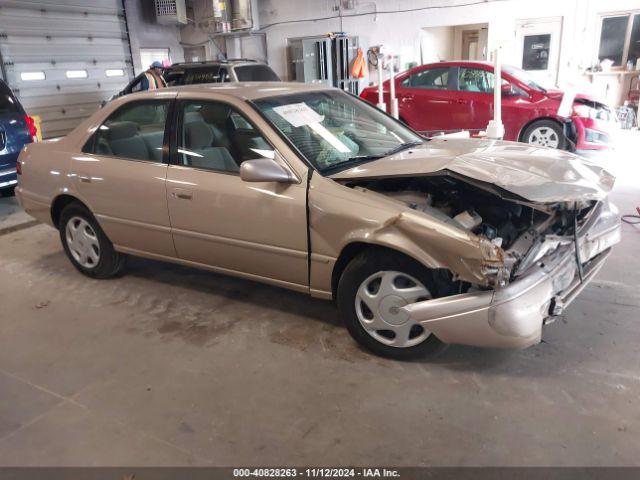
[0,0,134,138]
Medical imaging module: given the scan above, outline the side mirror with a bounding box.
[501,83,515,96]
[240,157,297,183]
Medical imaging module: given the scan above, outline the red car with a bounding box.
[360,61,615,151]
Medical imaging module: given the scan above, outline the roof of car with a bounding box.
[168,59,262,68]
[148,81,336,101]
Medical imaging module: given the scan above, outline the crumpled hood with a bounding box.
[329,138,615,203]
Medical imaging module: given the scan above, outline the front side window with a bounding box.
[254,90,423,173]
[183,66,223,85]
[458,67,493,93]
[405,67,450,89]
[177,101,273,173]
[84,101,169,162]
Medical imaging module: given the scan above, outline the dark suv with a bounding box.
[0,79,36,195]
[112,59,280,100]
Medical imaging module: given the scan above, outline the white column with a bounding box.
[376,58,386,112]
[389,56,399,119]
[486,47,505,140]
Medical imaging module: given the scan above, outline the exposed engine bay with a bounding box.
[342,174,597,286]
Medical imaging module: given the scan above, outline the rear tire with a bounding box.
[1,186,15,197]
[59,202,126,279]
[522,120,566,150]
[337,248,455,360]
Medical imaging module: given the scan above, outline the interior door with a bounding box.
[515,18,562,87]
[73,98,175,257]
[165,96,309,289]
[396,66,457,133]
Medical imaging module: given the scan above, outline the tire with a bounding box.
[522,120,566,150]
[337,248,455,360]
[1,186,15,197]
[59,202,126,279]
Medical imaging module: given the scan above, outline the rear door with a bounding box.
[395,66,457,134]
[0,81,31,173]
[74,98,175,257]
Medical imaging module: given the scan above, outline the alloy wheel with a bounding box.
[527,126,560,148]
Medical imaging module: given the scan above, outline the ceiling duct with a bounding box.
[230,0,252,30]
[194,0,256,34]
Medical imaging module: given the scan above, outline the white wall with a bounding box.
[124,0,185,74]
[258,0,640,91]
[420,26,455,63]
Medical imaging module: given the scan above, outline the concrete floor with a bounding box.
[1,133,639,466]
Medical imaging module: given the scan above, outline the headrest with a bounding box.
[199,103,230,125]
[107,121,139,140]
[185,121,214,149]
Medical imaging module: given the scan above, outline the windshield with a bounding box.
[502,65,548,92]
[235,64,280,82]
[253,90,423,173]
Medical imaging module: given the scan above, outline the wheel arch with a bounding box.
[330,241,438,299]
[51,194,91,228]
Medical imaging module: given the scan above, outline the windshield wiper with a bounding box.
[320,141,424,175]
[382,140,423,156]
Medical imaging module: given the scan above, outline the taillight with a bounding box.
[16,160,21,175]
[24,115,37,142]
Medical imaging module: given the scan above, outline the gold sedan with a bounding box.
[16,83,621,359]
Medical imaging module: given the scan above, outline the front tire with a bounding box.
[522,120,566,150]
[337,249,455,360]
[59,202,126,279]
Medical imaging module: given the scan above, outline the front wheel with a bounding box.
[337,249,454,360]
[522,120,566,150]
[59,202,126,279]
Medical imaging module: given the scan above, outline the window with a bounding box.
[458,67,494,93]
[403,67,450,89]
[522,34,551,70]
[140,48,170,71]
[598,12,640,67]
[177,101,273,173]
[66,70,88,79]
[234,64,280,82]
[84,101,169,162]
[20,71,45,81]
[106,69,125,77]
[254,90,423,172]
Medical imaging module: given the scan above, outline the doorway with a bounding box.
[515,17,562,87]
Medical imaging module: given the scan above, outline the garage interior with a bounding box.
[1,0,640,470]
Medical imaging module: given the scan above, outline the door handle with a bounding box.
[456,99,467,104]
[172,188,193,200]
[79,176,91,183]
[400,94,414,102]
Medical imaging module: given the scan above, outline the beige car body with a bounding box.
[16,82,621,350]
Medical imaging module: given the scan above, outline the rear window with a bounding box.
[234,65,280,82]
[0,82,19,115]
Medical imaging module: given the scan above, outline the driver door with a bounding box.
[165,94,309,290]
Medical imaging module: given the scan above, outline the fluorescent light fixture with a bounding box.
[66,70,88,79]
[21,71,45,81]
[105,69,124,77]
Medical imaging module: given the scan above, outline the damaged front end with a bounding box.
[340,172,621,348]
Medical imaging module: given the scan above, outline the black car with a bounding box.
[111,59,280,100]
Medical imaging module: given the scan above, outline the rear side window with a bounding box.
[182,66,229,85]
[403,67,450,89]
[0,82,19,114]
[84,100,170,162]
[234,65,280,82]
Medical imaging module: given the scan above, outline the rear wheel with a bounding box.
[337,249,454,360]
[59,203,126,278]
[522,120,565,149]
